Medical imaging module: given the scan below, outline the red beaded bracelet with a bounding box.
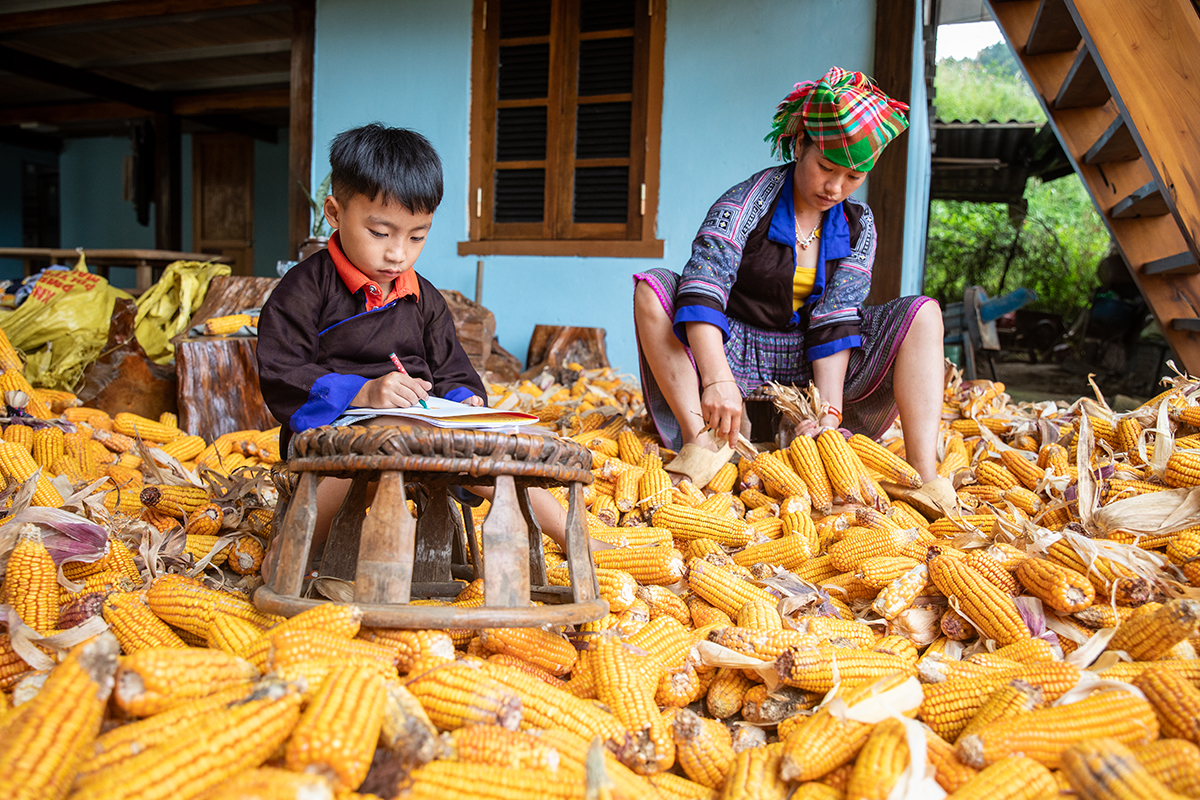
[819,403,843,424]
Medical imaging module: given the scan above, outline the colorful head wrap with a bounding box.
[765,66,910,171]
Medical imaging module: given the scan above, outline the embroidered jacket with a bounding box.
[257,248,484,450]
[672,162,876,361]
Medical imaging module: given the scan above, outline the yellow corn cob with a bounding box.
[184,534,229,566]
[816,429,867,504]
[708,626,817,661]
[749,454,808,502]
[627,616,700,678]
[974,460,1020,492]
[0,328,22,374]
[998,450,1044,491]
[918,662,1081,741]
[962,550,1021,596]
[856,555,923,589]
[801,616,879,647]
[591,636,674,774]
[828,526,919,572]
[104,538,144,584]
[735,599,783,631]
[0,632,119,800]
[92,427,137,454]
[1014,558,1093,613]
[404,662,521,731]
[203,313,253,335]
[590,492,620,525]
[1130,739,1200,798]
[778,673,913,782]
[205,613,264,657]
[703,667,753,720]
[638,468,673,512]
[140,483,209,518]
[158,435,205,462]
[194,768,332,800]
[477,627,578,677]
[113,647,258,717]
[774,645,913,693]
[360,628,454,674]
[1045,540,1149,606]
[227,536,265,575]
[943,754,1057,800]
[30,426,65,472]
[1060,737,1189,800]
[928,552,1030,646]
[398,760,582,800]
[702,461,737,494]
[1132,667,1200,741]
[939,450,969,478]
[271,628,396,676]
[925,727,978,793]
[4,523,59,634]
[739,486,776,511]
[636,584,692,626]
[956,690,1158,769]
[651,504,752,547]
[669,708,734,790]
[76,680,303,800]
[284,664,385,790]
[593,545,686,585]
[101,592,186,653]
[445,725,559,771]
[783,437,831,513]
[849,433,922,489]
[113,412,180,443]
[613,466,642,512]
[731,532,814,571]
[548,564,635,614]
[687,557,778,618]
[1107,599,1200,661]
[0,369,52,418]
[145,574,280,644]
[957,679,1043,742]
[184,502,223,536]
[792,553,842,585]
[844,717,910,800]
[0,441,63,507]
[872,563,928,620]
[715,742,786,799]
[1164,450,1200,487]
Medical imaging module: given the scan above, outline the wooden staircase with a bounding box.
[987,0,1200,372]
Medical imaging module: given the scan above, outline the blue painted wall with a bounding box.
[313,0,882,373]
[0,142,60,280]
[902,3,932,298]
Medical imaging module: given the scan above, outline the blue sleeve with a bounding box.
[443,386,478,404]
[672,304,731,346]
[289,373,369,432]
[805,335,861,362]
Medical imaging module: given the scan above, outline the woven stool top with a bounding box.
[288,425,593,484]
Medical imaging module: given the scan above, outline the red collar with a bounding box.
[329,231,420,311]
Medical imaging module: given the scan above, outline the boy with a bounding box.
[257,124,570,562]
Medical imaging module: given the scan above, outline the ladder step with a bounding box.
[1110,182,1169,219]
[1055,46,1110,109]
[1170,319,1200,333]
[1143,252,1199,276]
[1083,116,1137,164]
[1026,0,1081,55]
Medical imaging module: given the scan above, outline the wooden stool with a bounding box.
[254,425,607,628]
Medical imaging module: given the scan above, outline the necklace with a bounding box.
[795,216,821,250]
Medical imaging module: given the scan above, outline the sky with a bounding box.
[937,21,1005,61]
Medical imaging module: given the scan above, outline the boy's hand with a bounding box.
[462,395,484,407]
[353,373,431,408]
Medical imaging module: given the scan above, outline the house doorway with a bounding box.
[192,132,255,276]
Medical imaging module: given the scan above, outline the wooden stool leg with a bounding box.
[564,481,599,602]
[414,486,454,583]
[481,474,530,607]
[272,471,319,597]
[320,475,370,580]
[355,470,416,604]
[515,483,547,588]
[461,500,482,580]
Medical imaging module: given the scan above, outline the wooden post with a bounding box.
[271,471,318,597]
[288,0,315,260]
[413,486,454,583]
[320,475,370,580]
[355,471,416,604]
[481,474,530,607]
[153,112,181,251]
[865,0,916,306]
[564,481,598,602]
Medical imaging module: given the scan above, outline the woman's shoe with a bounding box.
[665,443,734,489]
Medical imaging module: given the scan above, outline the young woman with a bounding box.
[633,67,953,513]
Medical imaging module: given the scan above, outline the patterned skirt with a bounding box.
[633,267,936,450]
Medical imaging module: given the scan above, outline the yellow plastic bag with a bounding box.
[134,260,231,364]
[0,255,133,391]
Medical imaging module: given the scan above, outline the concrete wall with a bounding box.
[902,4,932,298]
[313,0,880,373]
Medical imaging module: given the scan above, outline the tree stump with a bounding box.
[77,298,178,420]
[522,326,609,383]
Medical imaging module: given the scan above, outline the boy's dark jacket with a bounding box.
[257,248,486,449]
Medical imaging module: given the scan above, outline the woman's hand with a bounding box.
[352,373,431,408]
[792,413,842,438]
[700,380,743,448]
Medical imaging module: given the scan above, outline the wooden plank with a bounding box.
[1083,115,1137,164]
[320,475,369,580]
[1069,0,1200,262]
[355,471,416,604]
[153,112,182,251]
[1025,0,1080,54]
[1144,252,1198,276]
[1053,46,1109,109]
[481,474,530,608]
[1171,319,1200,332]
[272,470,317,597]
[287,0,314,261]
[1111,182,1169,219]
[866,0,915,306]
[412,487,454,583]
[516,484,547,588]
[564,481,599,603]
[0,0,274,33]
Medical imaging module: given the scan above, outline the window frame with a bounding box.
[459,0,665,258]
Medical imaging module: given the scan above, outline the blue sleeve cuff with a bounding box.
[290,373,369,432]
[672,305,730,346]
[805,335,861,361]
[443,386,477,404]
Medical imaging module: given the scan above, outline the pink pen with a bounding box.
[388,352,428,408]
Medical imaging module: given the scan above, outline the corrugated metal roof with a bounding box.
[931,121,1070,204]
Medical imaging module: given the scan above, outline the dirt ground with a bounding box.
[986,359,1149,410]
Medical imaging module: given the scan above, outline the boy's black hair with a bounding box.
[329,123,443,213]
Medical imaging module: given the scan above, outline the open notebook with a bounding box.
[340,396,538,430]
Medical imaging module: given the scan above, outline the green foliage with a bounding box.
[934,46,1045,123]
[923,174,1109,319]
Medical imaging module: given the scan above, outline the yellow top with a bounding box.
[792,229,820,311]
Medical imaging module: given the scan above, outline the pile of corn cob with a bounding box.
[8,337,1200,798]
